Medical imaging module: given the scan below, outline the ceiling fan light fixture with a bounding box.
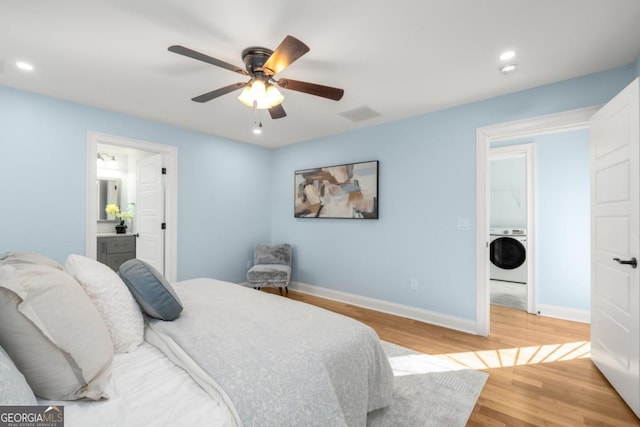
[238,84,253,108]
[170,36,343,119]
[265,84,284,107]
[237,85,255,107]
[238,80,284,109]
[250,79,267,103]
[168,36,344,120]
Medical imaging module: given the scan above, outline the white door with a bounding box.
[591,77,640,418]
[135,154,165,275]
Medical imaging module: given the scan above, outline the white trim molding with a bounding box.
[289,281,478,335]
[536,304,590,324]
[475,106,600,336]
[86,131,179,282]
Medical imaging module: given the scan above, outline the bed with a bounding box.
[0,252,394,427]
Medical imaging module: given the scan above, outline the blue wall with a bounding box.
[493,129,591,312]
[1,64,636,324]
[270,66,635,321]
[0,86,272,283]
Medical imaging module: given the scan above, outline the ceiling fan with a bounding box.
[168,35,344,119]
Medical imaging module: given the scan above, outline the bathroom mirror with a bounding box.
[97,178,120,221]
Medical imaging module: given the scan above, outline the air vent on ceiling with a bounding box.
[338,105,382,123]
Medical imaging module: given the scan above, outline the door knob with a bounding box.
[613,257,637,268]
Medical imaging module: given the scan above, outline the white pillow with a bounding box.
[65,255,144,353]
[0,252,64,270]
[0,263,113,400]
[0,344,37,405]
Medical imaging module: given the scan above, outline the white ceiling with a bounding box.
[2,1,640,148]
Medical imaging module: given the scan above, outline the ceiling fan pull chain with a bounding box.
[253,100,258,124]
[252,102,263,134]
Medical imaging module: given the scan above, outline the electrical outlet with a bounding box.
[410,278,418,290]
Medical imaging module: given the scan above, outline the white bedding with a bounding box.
[146,278,394,427]
[37,342,235,427]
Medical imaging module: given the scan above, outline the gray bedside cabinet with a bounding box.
[97,234,136,271]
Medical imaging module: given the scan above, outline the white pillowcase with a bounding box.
[65,255,144,353]
[0,263,113,400]
[0,344,37,405]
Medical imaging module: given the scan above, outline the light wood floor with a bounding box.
[264,288,640,426]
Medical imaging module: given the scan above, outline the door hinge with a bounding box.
[161,222,166,230]
[162,167,167,175]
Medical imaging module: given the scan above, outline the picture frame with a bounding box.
[294,160,379,219]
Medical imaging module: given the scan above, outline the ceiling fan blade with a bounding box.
[169,45,248,76]
[191,82,247,103]
[277,79,344,101]
[269,104,287,119]
[262,36,310,76]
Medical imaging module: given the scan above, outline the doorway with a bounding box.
[475,106,599,336]
[489,144,535,313]
[85,132,179,282]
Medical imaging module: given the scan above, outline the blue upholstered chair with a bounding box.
[247,244,292,295]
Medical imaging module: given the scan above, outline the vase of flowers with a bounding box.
[105,204,133,234]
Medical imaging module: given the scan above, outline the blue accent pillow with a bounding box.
[118,259,183,321]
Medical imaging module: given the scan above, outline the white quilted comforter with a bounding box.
[146,278,394,427]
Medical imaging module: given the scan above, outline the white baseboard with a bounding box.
[289,281,479,335]
[536,304,590,324]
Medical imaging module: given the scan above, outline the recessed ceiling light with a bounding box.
[16,61,34,71]
[500,50,515,61]
[499,63,517,74]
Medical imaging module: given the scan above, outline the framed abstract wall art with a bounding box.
[294,160,379,219]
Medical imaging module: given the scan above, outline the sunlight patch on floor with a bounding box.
[389,341,591,375]
[388,353,469,376]
[437,341,591,370]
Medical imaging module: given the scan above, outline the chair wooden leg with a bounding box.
[278,287,283,295]
[285,287,288,295]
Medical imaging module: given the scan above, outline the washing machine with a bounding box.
[490,227,527,283]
